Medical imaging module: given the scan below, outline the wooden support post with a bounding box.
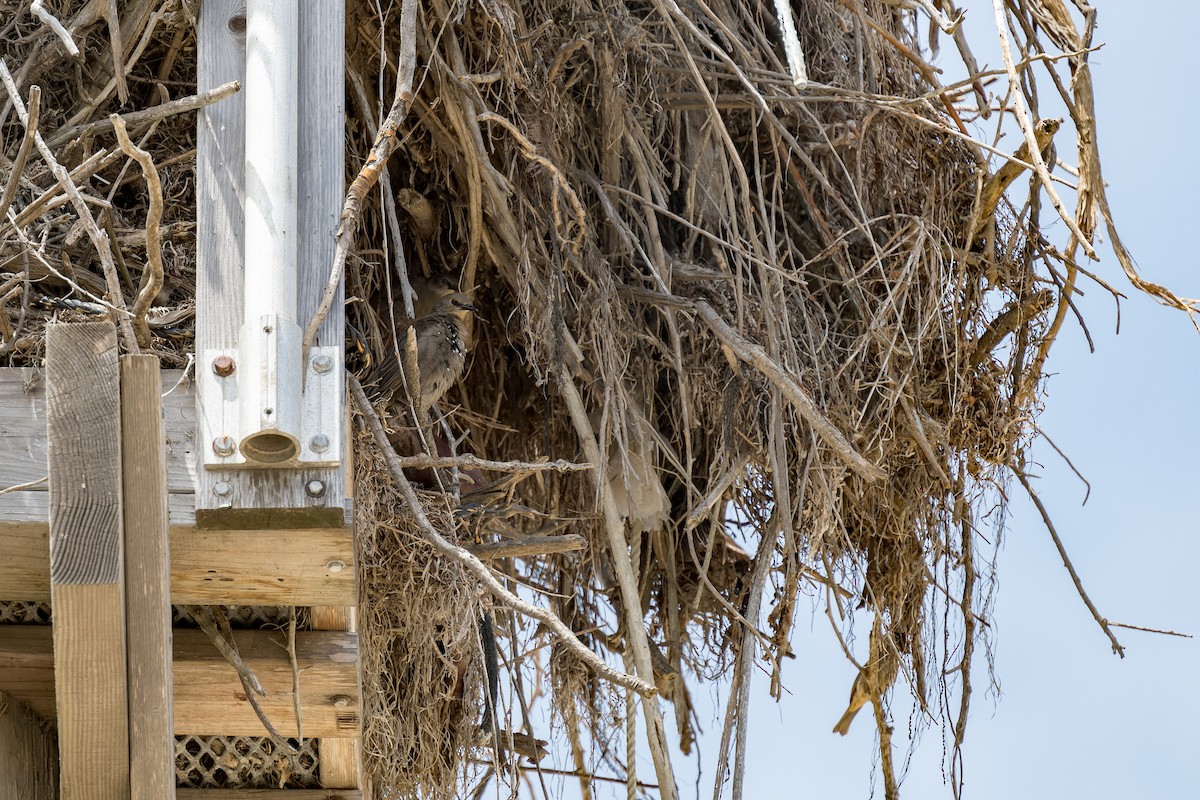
[46,321,129,799]
[0,690,58,800]
[121,354,175,800]
[311,607,360,790]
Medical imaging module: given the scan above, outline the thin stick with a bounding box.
[0,85,39,225]
[303,0,419,369]
[109,115,163,349]
[556,365,679,799]
[991,0,1097,259]
[0,475,48,495]
[288,607,302,741]
[467,534,587,561]
[1106,621,1191,639]
[45,81,241,149]
[30,0,80,57]
[349,376,657,697]
[391,452,591,473]
[692,299,885,481]
[1014,468,1124,656]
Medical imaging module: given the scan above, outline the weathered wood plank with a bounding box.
[0,367,196,495]
[176,791,362,799]
[196,0,345,529]
[121,355,175,800]
[0,626,54,719]
[175,628,360,738]
[0,524,356,606]
[0,689,57,800]
[0,628,360,738]
[310,607,360,789]
[46,321,129,799]
[0,490,197,527]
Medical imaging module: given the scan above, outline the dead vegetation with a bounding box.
[0,1,1188,798]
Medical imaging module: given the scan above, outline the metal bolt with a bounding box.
[264,407,273,416]
[263,324,273,333]
[212,436,236,457]
[305,479,326,498]
[312,354,334,374]
[212,355,236,377]
[213,480,233,497]
[326,559,345,573]
[331,695,352,708]
[310,434,330,453]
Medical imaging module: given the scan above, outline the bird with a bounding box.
[374,291,478,418]
[832,623,899,736]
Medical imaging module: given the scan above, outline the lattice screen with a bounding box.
[0,600,51,624]
[175,735,320,789]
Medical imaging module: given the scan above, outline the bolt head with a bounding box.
[305,479,326,498]
[310,434,330,453]
[312,354,334,374]
[212,355,236,377]
[213,480,233,497]
[212,436,236,457]
[326,559,345,573]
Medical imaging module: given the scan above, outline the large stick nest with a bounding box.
[1,1,1185,798]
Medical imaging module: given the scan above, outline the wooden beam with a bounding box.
[46,321,129,799]
[310,607,360,790]
[0,627,360,738]
[121,354,175,800]
[0,523,356,606]
[0,367,195,495]
[0,689,57,799]
[176,791,362,799]
[0,626,54,719]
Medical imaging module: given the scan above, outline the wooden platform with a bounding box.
[0,358,363,794]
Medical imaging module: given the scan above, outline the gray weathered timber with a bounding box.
[0,367,195,496]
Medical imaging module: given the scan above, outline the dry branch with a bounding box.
[46,81,241,149]
[693,300,885,482]
[109,114,163,349]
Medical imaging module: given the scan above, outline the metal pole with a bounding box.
[239,0,301,463]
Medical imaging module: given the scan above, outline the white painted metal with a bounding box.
[199,345,343,471]
[239,0,301,463]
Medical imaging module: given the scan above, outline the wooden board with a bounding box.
[0,523,355,606]
[121,355,175,800]
[0,367,195,495]
[46,321,129,800]
[176,791,362,799]
[0,627,360,738]
[195,0,345,528]
[0,690,57,800]
[0,625,54,718]
[0,490,198,527]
